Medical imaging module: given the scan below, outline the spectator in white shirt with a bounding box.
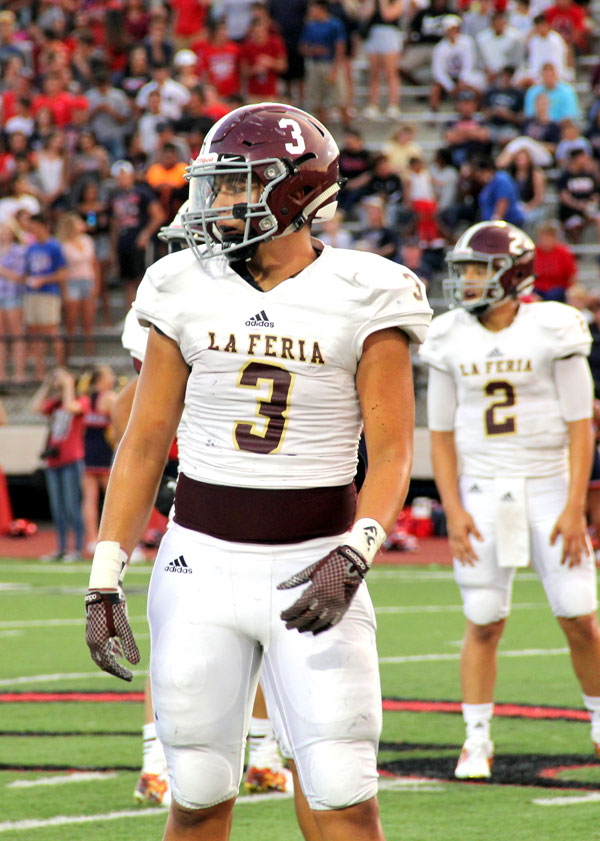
[507,0,534,36]
[517,14,572,85]
[476,13,525,83]
[430,15,485,111]
[136,64,191,122]
[462,0,494,39]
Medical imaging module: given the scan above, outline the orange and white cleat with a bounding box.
[134,771,171,806]
[244,764,293,794]
[454,738,494,779]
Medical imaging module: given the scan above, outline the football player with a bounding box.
[85,102,431,841]
[118,208,294,806]
[420,220,600,780]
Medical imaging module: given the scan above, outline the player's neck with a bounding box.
[478,299,519,332]
[247,231,318,291]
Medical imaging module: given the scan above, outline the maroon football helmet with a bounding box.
[182,102,342,261]
[443,221,535,312]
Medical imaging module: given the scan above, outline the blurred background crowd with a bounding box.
[0,0,600,419]
[0,0,599,554]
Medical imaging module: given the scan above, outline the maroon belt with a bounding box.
[173,473,357,544]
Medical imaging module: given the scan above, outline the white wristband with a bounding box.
[345,518,386,566]
[89,541,128,591]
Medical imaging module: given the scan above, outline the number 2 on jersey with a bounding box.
[484,380,516,436]
[234,361,295,454]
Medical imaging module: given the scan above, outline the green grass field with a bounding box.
[1,557,600,841]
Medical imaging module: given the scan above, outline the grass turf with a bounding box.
[0,559,598,840]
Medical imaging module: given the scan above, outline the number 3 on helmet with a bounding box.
[182,102,343,262]
[443,221,535,313]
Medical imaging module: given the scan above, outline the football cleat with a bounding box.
[244,765,293,794]
[134,771,171,806]
[454,738,494,779]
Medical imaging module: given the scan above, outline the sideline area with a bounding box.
[0,526,452,566]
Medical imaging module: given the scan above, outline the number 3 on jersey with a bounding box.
[484,380,516,436]
[234,361,295,454]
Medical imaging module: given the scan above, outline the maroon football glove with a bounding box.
[85,590,140,681]
[277,545,369,635]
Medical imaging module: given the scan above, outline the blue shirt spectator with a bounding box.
[523,63,580,122]
[24,227,66,296]
[475,161,524,226]
[299,2,345,62]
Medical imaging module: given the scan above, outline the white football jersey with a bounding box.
[419,301,592,477]
[121,307,148,364]
[133,244,432,489]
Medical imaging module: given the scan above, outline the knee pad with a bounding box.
[298,740,378,811]
[164,745,241,810]
[462,587,509,625]
[547,571,598,618]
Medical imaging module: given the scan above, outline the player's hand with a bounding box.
[277,545,369,635]
[446,507,483,566]
[85,590,140,681]
[550,506,588,567]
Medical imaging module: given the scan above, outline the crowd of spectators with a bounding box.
[0,0,598,384]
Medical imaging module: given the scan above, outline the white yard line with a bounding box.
[0,780,450,833]
[533,793,600,806]
[0,792,296,833]
[0,647,569,685]
[0,670,147,687]
[0,616,147,630]
[375,602,543,614]
[0,604,544,629]
[8,772,118,788]
[380,647,568,664]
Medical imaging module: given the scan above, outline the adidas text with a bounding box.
[165,555,192,574]
[246,309,274,328]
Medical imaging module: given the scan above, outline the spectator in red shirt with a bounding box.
[123,0,151,43]
[171,0,209,47]
[240,14,287,101]
[31,367,88,562]
[545,0,589,52]
[32,72,88,128]
[194,18,242,98]
[533,220,578,301]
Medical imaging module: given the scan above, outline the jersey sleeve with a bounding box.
[132,259,181,344]
[417,310,455,373]
[121,307,149,364]
[536,301,592,359]
[352,257,432,354]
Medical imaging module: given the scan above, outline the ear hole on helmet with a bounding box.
[295,152,317,166]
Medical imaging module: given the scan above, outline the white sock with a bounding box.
[462,702,493,742]
[142,721,168,774]
[583,694,600,741]
[247,717,281,769]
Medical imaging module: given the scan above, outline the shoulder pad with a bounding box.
[530,301,591,358]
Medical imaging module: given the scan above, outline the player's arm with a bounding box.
[85,326,188,680]
[278,328,417,634]
[354,327,414,530]
[428,366,483,566]
[110,375,138,445]
[97,326,187,555]
[550,354,595,567]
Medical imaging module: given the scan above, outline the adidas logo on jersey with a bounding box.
[487,348,503,358]
[468,483,482,493]
[246,310,274,328]
[501,492,515,502]
[165,555,192,573]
